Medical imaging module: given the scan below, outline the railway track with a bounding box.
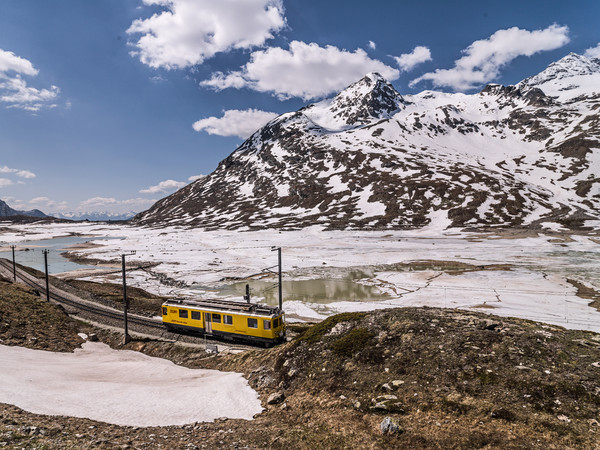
[0,258,255,351]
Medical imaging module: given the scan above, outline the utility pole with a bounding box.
[42,249,50,302]
[121,251,136,344]
[10,245,16,281]
[271,247,283,310]
[244,283,251,303]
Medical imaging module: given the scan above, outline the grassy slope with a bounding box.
[203,307,600,448]
[0,276,85,351]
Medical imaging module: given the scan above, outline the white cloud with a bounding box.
[368,41,376,50]
[410,24,570,91]
[0,49,38,76]
[120,197,157,206]
[80,197,117,208]
[0,165,36,184]
[394,46,432,72]
[0,178,13,188]
[150,75,167,83]
[78,197,156,212]
[584,43,600,59]
[201,41,400,100]
[28,196,68,211]
[127,0,286,69]
[29,196,51,204]
[78,197,157,212]
[188,175,206,182]
[140,179,186,194]
[80,197,118,207]
[0,48,59,111]
[193,109,278,139]
[16,169,36,179]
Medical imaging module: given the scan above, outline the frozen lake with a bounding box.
[1,221,599,331]
[0,236,121,274]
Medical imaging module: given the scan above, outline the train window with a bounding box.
[162,307,167,316]
[224,315,233,325]
[212,313,221,323]
[191,311,200,320]
[247,318,258,328]
[264,320,271,330]
[179,309,188,319]
[273,318,279,328]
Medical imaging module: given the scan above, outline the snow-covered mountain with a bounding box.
[0,199,47,218]
[517,52,600,102]
[135,54,600,231]
[52,211,136,222]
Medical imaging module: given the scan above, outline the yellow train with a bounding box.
[161,298,286,346]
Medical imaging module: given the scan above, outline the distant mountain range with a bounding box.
[0,199,136,222]
[124,54,600,230]
[0,199,47,218]
[51,211,136,222]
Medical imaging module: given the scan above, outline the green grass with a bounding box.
[332,327,374,357]
[296,312,368,344]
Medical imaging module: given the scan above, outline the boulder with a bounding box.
[267,392,285,405]
[380,416,404,435]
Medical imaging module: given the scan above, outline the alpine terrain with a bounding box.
[135,53,600,231]
[0,199,46,218]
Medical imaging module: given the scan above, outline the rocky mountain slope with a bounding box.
[135,53,600,231]
[0,199,46,218]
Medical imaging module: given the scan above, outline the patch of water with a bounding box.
[0,236,120,274]
[192,269,390,305]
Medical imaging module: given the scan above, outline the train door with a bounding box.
[205,312,212,334]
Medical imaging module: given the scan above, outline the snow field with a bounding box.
[0,342,262,427]
[1,222,599,332]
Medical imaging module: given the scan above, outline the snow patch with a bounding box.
[0,342,262,427]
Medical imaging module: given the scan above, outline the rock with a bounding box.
[373,402,389,411]
[88,333,98,342]
[381,383,393,391]
[23,426,39,435]
[256,374,276,388]
[483,320,500,330]
[391,380,405,389]
[380,416,404,435]
[267,392,285,405]
[354,401,361,409]
[371,395,404,413]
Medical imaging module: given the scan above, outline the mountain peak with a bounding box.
[326,73,405,125]
[517,52,600,101]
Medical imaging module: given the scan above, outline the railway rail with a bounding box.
[0,258,254,351]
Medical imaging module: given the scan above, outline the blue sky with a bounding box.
[0,0,599,215]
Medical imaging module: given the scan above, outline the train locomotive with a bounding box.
[161,297,285,346]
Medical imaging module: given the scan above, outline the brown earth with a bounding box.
[1,275,600,448]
